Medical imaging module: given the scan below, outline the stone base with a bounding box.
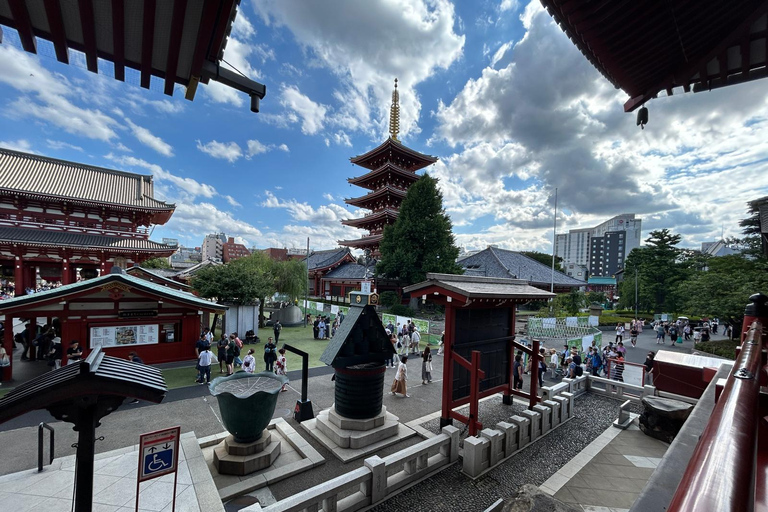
[213,431,281,476]
[316,407,398,449]
[302,407,417,463]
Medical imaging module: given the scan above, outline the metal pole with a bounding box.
[634,265,638,320]
[551,188,558,294]
[304,237,309,327]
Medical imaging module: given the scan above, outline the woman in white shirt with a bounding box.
[242,349,256,374]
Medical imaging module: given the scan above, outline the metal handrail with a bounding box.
[667,321,763,512]
[38,422,54,472]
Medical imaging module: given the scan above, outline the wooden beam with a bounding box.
[164,0,188,96]
[141,0,157,89]
[186,0,219,96]
[8,0,36,53]
[112,0,125,81]
[206,0,236,62]
[77,0,98,72]
[43,0,69,63]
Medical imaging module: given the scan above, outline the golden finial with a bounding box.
[389,78,400,141]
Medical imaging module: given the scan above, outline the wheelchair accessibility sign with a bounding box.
[137,426,180,482]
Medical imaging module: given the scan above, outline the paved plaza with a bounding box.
[0,327,724,510]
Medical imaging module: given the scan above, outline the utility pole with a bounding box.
[304,237,310,327]
[551,188,558,294]
[634,265,639,320]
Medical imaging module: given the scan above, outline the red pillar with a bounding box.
[61,258,71,285]
[440,303,456,428]
[14,255,24,297]
[2,314,13,382]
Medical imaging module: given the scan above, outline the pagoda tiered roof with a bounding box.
[341,209,399,229]
[0,148,175,224]
[349,137,437,171]
[337,234,384,249]
[348,161,421,191]
[345,186,407,209]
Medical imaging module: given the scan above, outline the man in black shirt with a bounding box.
[66,340,83,365]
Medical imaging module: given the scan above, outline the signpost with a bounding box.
[136,426,181,512]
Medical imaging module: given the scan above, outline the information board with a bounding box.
[90,324,159,348]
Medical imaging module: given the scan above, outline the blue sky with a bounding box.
[1,0,768,254]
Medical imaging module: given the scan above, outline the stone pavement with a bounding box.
[0,432,222,512]
[540,417,670,512]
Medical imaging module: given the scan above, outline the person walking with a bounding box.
[273,320,282,343]
[400,331,411,357]
[421,346,433,384]
[612,353,625,382]
[264,337,277,372]
[391,355,409,397]
[410,329,421,355]
[232,333,244,368]
[513,354,524,390]
[615,322,625,343]
[590,347,602,376]
[217,334,228,374]
[389,334,399,368]
[243,348,256,374]
[275,348,288,391]
[549,349,560,379]
[48,337,63,370]
[225,337,236,376]
[197,346,212,384]
[438,331,445,356]
[630,323,638,347]
[655,323,666,344]
[644,351,655,385]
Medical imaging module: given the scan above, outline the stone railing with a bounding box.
[245,425,460,512]
[462,384,575,478]
[586,375,654,403]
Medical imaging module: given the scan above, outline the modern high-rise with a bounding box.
[555,214,642,278]
[202,232,227,261]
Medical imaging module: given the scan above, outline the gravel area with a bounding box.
[370,393,639,512]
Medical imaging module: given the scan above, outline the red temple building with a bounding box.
[0,148,176,296]
[339,80,437,257]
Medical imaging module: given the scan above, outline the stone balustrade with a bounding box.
[245,425,460,512]
[586,375,647,402]
[462,394,575,478]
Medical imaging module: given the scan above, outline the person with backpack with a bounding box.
[513,354,524,390]
[225,336,237,376]
[537,348,547,388]
[264,337,277,372]
[217,334,228,374]
[273,320,282,343]
[232,333,244,368]
[590,348,602,376]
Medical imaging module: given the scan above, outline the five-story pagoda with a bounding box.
[339,80,437,257]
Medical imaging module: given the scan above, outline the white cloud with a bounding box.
[278,144,290,152]
[224,195,242,208]
[254,0,464,139]
[168,203,263,246]
[246,139,270,156]
[124,92,185,115]
[499,0,519,12]
[279,85,328,135]
[261,190,352,227]
[0,139,35,153]
[105,154,216,199]
[0,46,120,142]
[196,140,243,163]
[124,118,174,156]
[46,139,84,152]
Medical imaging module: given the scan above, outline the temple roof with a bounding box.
[341,209,399,228]
[348,161,421,189]
[0,0,264,106]
[542,0,768,112]
[304,248,354,271]
[404,273,556,301]
[345,186,407,208]
[0,226,176,254]
[350,137,437,171]
[0,148,175,213]
[458,246,585,288]
[125,265,190,291]
[322,262,369,280]
[337,234,383,248]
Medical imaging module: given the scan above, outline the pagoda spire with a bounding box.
[389,78,400,141]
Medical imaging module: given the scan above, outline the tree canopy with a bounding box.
[376,174,462,285]
[140,257,171,269]
[191,252,275,305]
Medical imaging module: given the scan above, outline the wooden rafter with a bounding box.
[43,0,69,63]
[141,0,157,89]
[112,0,125,81]
[164,0,188,96]
[8,0,36,53]
[78,0,98,72]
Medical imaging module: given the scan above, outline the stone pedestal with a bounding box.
[302,404,417,462]
[213,429,281,476]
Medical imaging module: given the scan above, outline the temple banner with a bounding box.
[90,325,159,348]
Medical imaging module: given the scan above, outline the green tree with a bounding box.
[555,289,585,315]
[376,174,462,285]
[191,252,276,327]
[521,251,564,272]
[140,257,171,269]
[618,229,683,313]
[676,255,768,339]
[586,291,606,305]
[273,259,306,301]
[739,196,768,259]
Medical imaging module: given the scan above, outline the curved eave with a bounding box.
[338,235,383,247]
[0,241,176,256]
[349,137,438,171]
[347,163,421,188]
[341,209,399,228]
[344,186,407,207]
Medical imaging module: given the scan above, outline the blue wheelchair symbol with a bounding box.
[144,449,172,475]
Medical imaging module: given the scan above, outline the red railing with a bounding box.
[667,320,764,512]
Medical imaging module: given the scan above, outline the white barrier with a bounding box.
[245,426,460,512]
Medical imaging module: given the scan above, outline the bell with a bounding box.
[636,106,649,129]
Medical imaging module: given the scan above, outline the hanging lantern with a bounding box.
[636,106,649,129]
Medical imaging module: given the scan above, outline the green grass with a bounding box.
[158,323,441,391]
[695,339,739,360]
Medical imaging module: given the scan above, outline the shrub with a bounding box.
[695,340,738,360]
[379,291,400,308]
[388,304,416,317]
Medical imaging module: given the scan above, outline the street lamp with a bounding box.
[634,265,639,320]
